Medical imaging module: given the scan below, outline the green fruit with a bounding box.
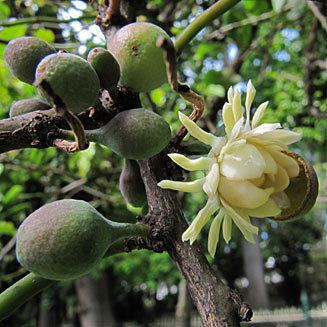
[86,109,171,159]
[4,37,55,84]
[108,22,171,92]
[119,160,147,207]
[35,52,100,114]
[87,47,120,91]
[9,98,51,118]
[16,199,139,280]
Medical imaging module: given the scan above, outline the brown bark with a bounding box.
[138,155,252,326]
[75,272,117,327]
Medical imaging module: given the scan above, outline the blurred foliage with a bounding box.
[0,0,326,325]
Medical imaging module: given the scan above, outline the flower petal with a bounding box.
[222,103,235,134]
[229,117,244,142]
[178,112,216,145]
[271,192,291,209]
[251,101,269,128]
[268,150,300,178]
[222,214,232,244]
[220,143,266,180]
[272,165,290,192]
[257,147,278,174]
[208,211,224,257]
[232,89,243,122]
[249,123,281,136]
[168,153,212,171]
[219,176,272,209]
[182,198,219,244]
[158,178,205,192]
[203,163,220,197]
[259,130,301,145]
[245,80,256,127]
[227,86,234,103]
[239,198,281,218]
[221,198,258,243]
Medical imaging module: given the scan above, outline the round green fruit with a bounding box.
[16,200,110,280]
[4,37,55,84]
[107,22,171,92]
[16,199,142,280]
[9,98,51,118]
[87,47,120,91]
[86,109,171,159]
[119,160,147,207]
[35,52,100,114]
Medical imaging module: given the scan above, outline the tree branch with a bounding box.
[138,155,252,326]
[174,0,241,53]
[208,2,297,40]
[307,1,327,33]
[0,14,96,27]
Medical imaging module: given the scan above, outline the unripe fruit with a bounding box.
[35,52,100,114]
[119,160,147,207]
[16,199,140,280]
[86,109,171,159]
[87,47,120,91]
[4,37,55,84]
[108,22,171,92]
[9,98,52,118]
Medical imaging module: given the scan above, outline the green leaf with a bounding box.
[0,3,10,20]
[243,0,271,15]
[2,185,24,206]
[0,25,27,40]
[0,221,16,236]
[34,29,55,43]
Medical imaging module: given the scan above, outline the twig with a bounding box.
[0,14,96,27]
[55,108,89,151]
[157,37,204,143]
[0,237,16,262]
[208,2,297,40]
[103,0,121,25]
[307,1,327,33]
[174,0,241,53]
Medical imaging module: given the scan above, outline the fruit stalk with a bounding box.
[0,273,54,321]
[174,0,241,53]
[106,220,150,242]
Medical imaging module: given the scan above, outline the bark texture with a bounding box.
[138,155,252,326]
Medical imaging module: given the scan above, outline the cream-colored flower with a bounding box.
[158,80,302,257]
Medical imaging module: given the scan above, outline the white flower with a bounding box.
[158,81,302,257]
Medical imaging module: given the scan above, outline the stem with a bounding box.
[174,0,241,53]
[0,273,54,322]
[106,221,150,243]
